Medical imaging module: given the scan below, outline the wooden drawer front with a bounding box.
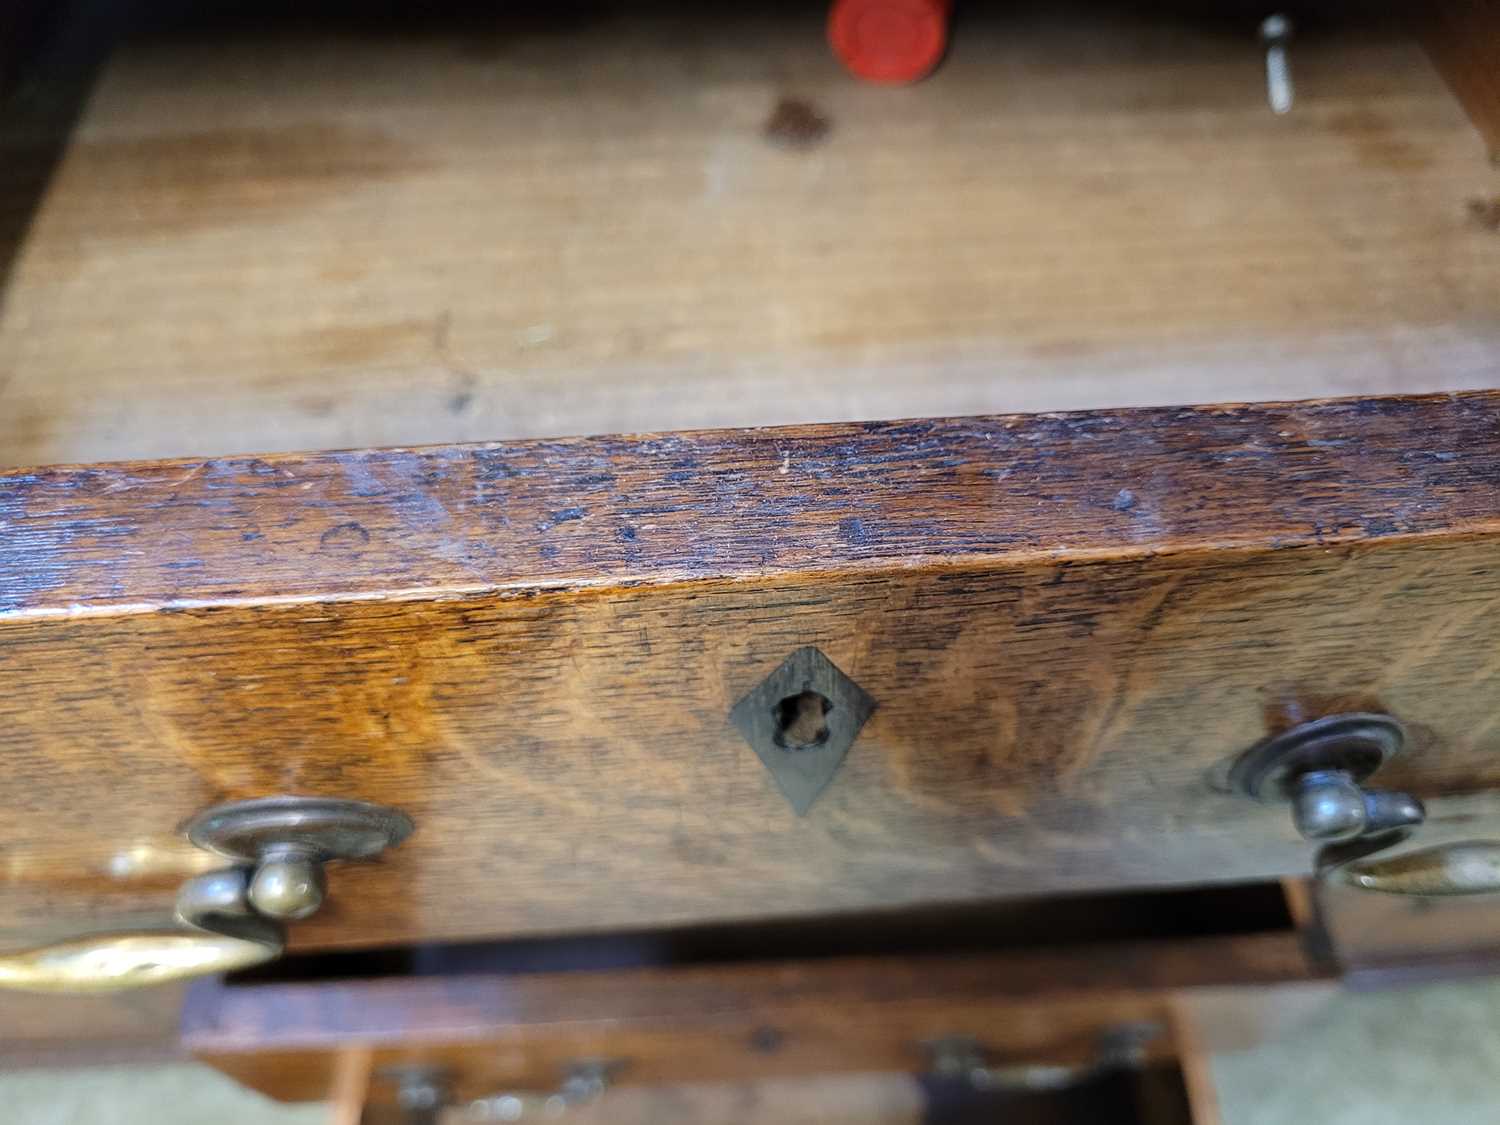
[182,929,1325,1110]
[3,394,1500,951]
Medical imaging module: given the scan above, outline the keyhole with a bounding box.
[773,691,833,750]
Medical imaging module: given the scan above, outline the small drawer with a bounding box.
[2,0,1500,970]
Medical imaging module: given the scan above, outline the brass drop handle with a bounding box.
[0,798,411,993]
[1228,714,1500,898]
[1325,841,1500,897]
[923,1025,1160,1093]
[0,867,283,994]
[0,933,278,994]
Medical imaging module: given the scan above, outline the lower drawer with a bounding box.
[181,886,1330,1123]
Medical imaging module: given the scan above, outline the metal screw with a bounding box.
[465,1062,618,1121]
[1259,14,1294,115]
[1096,1021,1163,1067]
[386,1067,450,1125]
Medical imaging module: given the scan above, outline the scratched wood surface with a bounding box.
[183,931,1316,1100]
[2,395,1500,951]
[2,1,1498,468]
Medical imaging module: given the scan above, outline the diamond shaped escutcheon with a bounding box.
[729,646,876,815]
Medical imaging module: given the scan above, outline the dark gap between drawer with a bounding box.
[233,880,1292,985]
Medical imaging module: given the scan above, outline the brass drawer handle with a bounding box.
[924,1025,1160,1093]
[1329,841,1500,897]
[1228,713,1500,898]
[0,797,411,993]
[183,796,414,920]
[0,867,283,993]
[0,929,279,993]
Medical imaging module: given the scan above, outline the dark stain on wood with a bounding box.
[1328,109,1433,174]
[320,522,372,551]
[58,124,429,238]
[748,1026,785,1054]
[294,319,438,369]
[1468,195,1500,231]
[838,517,869,546]
[763,98,831,150]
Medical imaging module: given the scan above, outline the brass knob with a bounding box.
[0,797,412,994]
[1228,713,1425,841]
[1290,770,1425,843]
[1223,714,1500,898]
[248,853,327,920]
[184,796,412,922]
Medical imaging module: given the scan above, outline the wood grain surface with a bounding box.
[0,981,186,1068]
[1425,0,1500,158]
[183,931,1318,1101]
[2,1,1498,467]
[3,394,1500,952]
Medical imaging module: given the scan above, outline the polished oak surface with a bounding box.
[4,395,1500,951]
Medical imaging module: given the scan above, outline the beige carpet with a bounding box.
[0,1064,323,1125]
[1212,978,1500,1125]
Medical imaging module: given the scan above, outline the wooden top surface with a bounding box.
[6,393,1500,617]
[2,1,1498,468]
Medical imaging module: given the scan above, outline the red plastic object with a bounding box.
[827,0,951,85]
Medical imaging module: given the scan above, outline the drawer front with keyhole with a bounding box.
[3,394,1500,959]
